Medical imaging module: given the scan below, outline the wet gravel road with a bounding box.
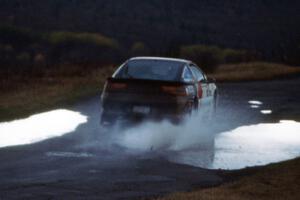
[0,78,299,199]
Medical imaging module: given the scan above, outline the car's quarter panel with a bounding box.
[197,82,211,115]
[188,64,210,108]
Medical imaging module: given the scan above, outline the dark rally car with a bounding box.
[100,57,217,126]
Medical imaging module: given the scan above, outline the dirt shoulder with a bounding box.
[157,157,300,200]
[0,66,115,121]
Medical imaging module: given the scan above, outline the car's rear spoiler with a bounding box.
[107,77,193,86]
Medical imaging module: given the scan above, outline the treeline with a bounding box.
[0,26,122,73]
[1,0,300,65]
[0,25,261,73]
[180,45,257,72]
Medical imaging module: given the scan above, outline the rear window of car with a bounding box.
[114,59,183,81]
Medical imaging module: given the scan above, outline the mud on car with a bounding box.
[100,57,217,126]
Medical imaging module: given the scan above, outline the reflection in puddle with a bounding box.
[46,151,94,158]
[261,110,272,115]
[250,105,260,109]
[248,100,262,109]
[172,120,300,170]
[248,100,263,105]
[213,120,300,169]
[0,109,87,148]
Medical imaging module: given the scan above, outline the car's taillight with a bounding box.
[107,82,127,91]
[161,85,187,96]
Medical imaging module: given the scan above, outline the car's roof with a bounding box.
[129,57,191,64]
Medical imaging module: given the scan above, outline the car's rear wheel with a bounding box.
[100,111,115,128]
[213,91,218,115]
[179,100,197,123]
[187,98,199,118]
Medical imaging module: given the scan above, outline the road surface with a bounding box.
[0,78,299,199]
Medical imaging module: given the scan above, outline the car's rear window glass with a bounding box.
[114,60,183,81]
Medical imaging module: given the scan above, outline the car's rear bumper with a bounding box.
[100,93,193,126]
[100,110,185,126]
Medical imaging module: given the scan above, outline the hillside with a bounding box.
[0,0,300,64]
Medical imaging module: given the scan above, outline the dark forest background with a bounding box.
[0,0,300,72]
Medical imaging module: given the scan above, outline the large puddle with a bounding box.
[173,120,300,169]
[1,107,300,170]
[118,116,300,170]
[0,109,87,148]
[213,120,300,169]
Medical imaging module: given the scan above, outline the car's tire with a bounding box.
[192,98,199,116]
[100,111,114,128]
[212,91,218,116]
[182,99,198,123]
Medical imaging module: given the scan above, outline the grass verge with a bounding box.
[157,157,300,200]
[0,66,115,121]
[209,62,300,82]
[0,62,299,122]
